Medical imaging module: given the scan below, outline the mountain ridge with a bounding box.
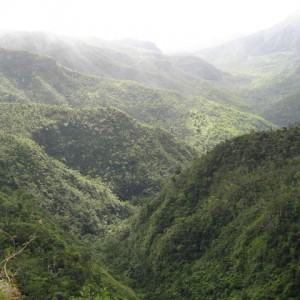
[106,124,300,299]
[0,47,275,153]
[0,30,227,94]
[197,14,300,75]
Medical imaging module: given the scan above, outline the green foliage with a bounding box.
[0,103,196,201]
[0,31,298,300]
[31,106,196,200]
[0,188,138,299]
[0,134,133,237]
[0,292,8,300]
[107,124,300,299]
[70,285,111,299]
[0,32,225,95]
[252,67,300,126]
[0,112,140,298]
[186,97,275,152]
[0,48,274,153]
[196,16,300,127]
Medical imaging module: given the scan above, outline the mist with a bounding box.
[1,0,300,53]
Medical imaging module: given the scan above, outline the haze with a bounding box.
[1,0,300,53]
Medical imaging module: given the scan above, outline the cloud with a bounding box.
[0,0,300,52]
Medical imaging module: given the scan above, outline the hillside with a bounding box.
[0,48,275,153]
[0,32,252,112]
[197,13,300,75]
[2,9,300,300]
[0,134,138,299]
[185,97,275,152]
[0,103,196,201]
[234,64,300,125]
[261,93,300,126]
[107,124,300,299]
[196,14,300,126]
[0,134,132,236]
[0,31,229,94]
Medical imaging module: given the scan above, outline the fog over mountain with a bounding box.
[1,0,300,52]
[197,12,300,71]
[1,3,300,300]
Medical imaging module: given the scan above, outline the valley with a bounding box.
[0,12,300,299]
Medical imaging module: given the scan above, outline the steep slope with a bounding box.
[0,189,137,300]
[0,103,196,201]
[0,135,138,299]
[0,49,275,153]
[107,124,300,299]
[0,134,131,236]
[185,97,275,152]
[236,65,300,125]
[262,93,300,126]
[197,13,300,75]
[196,14,300,126]
[30,106,197,201]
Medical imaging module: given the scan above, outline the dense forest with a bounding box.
[107,124,300,299]
[1,13,300,299]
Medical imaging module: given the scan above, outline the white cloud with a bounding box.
[0,0,300,52]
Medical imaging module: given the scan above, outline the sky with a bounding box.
[1,0,300,53]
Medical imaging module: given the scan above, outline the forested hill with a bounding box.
[0,31,226,94]
[0,134,132,237]
[197,13,300,75]
[0,48,275,153]
[107,124,300,299]
[0,103,196,201]
[1,26,299,300]
[195,14,300,128]
[0,134,138,299]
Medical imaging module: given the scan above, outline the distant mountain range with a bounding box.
[0,31,226,95]
[197,13,300,75]
[196,13,300,126]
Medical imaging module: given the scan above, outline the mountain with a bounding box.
[184,97,275,152]
[0,134,132,236]
[0,26,299,299]
[0,189,138,300]
[107,124,300,299]
[261,92,300,126]
[197,13,300,75]
[0,48,275,153]
[233,63,300,126]
[196,14,300,126]
[0,103,196,201]
[0,31,228,95]
[0,134,138,299]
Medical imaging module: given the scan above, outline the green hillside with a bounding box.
[107,124,300,299]
[0,134,137,299]
[249,66,300,125]
[0,48,275,153]
[0,32,255,112]
[0,189,137,300]
[30,106,197,201]
[186,97,275,152]
[0,103,196,201]
[197,14,300,76]
[0,134,132,236]
[0,31,227,95]
[1,21,300,300]
[196,14,300,127]
[262,93,300,126]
